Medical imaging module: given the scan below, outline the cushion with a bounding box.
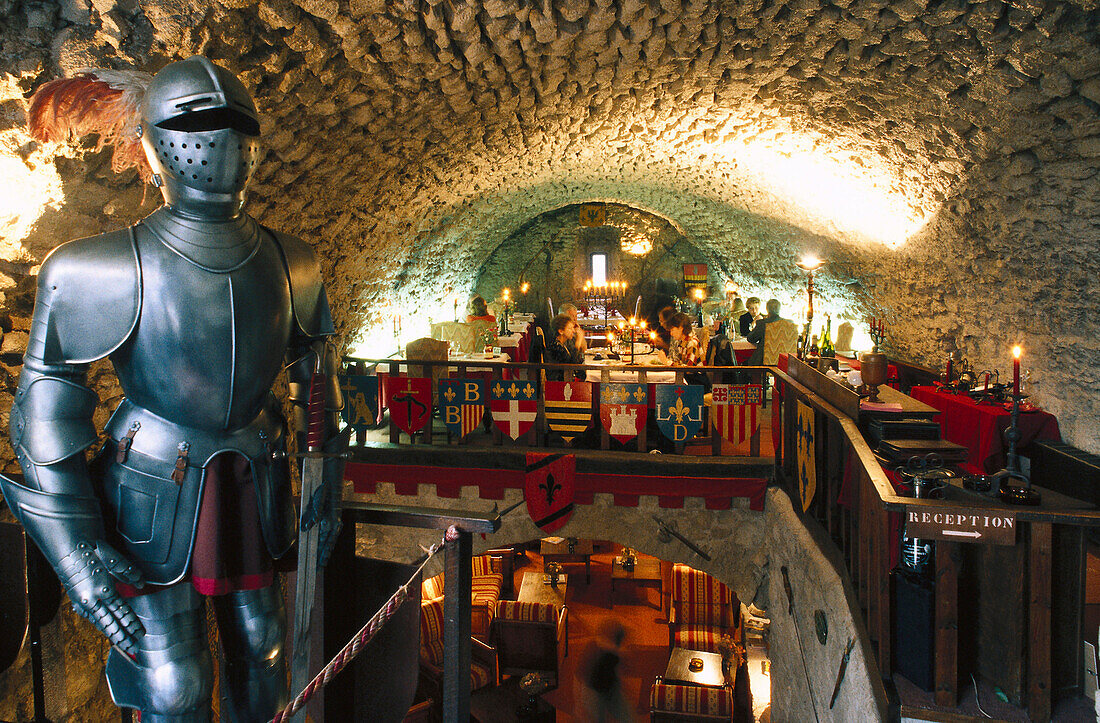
[470,661,494,691]
[650,682,732,716]
[671,565,736,628]
[471,573,503,606]
[419,598,446,667]
[672,625,729,654]
[422,573,445,601]
[496,600,558,623]
[471,554,500,577]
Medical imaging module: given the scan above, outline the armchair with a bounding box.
[421,554,504,641]
[668,564,740,655]
[418,597,497,710]
[649,677,734,722]
[492,600,568,689]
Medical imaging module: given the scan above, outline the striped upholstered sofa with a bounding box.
[491,600,568,689]
[421,554,504,640]
[668,564,741,654]
[417,597,497,710]
[649,678,734,721]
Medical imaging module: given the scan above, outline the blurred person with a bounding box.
[579,620,634,723]
[544,313,584,381]
[466,294,496,324]
[744,299,785,366]
[738,296,762,337]
[558,302,588,353]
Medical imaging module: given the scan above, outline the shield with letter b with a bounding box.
[440,378,485,438]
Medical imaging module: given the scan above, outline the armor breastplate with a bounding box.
[111,211,293,431]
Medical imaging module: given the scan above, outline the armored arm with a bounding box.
[3,240,146,653]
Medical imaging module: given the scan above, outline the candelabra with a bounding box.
[608,316,649,364]
[582,280,628,326]
[991,345,1040,505]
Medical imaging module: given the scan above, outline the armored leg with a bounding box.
[105,584,213,721]
[213,584,288,722]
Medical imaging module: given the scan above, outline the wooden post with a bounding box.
[443,528,473,723]
[388,361,400,445]
[876,501,892,669]
[638,369,648,452]
[1028,522,1052,723]
[935,541,959,707]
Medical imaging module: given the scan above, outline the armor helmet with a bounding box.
[139,57,261,217]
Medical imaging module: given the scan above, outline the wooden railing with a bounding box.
[772,362,1100,721]
[342,357,773,457]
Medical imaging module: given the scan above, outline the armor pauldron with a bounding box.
[10,373,99,464]
[29,228,140,366]
[270,229,335,338]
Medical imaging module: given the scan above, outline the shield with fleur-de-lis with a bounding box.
[654,384,705,442]
[599,382,648,443]
[796,399,817,512]
[489,379,539,440]
[524,452,575,533]
[439,378,485,438]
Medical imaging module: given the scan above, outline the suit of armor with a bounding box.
[2,57,344,721]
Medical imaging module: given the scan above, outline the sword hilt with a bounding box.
[306,349,326,452]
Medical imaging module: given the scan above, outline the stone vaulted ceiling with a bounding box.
[1,0,1099,449]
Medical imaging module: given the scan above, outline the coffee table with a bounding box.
[610,555,662,608]
[540,538,593,583]
[664,647,729,688]
[518,571,567,608]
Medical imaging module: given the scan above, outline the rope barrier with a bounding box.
[271,524,461,723]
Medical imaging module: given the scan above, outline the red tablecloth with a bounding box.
[909,386,1061,474]
[734,347,754,364]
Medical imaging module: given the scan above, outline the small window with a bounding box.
[591,253,607,286]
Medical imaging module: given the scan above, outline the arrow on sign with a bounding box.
[942,530,982,539]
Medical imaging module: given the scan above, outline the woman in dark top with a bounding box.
[545,313,583,381]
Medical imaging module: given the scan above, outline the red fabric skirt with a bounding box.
[119,451,286,597]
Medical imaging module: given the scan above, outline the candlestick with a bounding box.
[1012,345,1021,396]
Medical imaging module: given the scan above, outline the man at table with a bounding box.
[545,314,584,381]
[739,296,762,337]
[558,302,588,354]
[743,299,784,366]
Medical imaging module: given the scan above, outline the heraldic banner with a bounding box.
[339,375,379,433]
[599,382,647,443]
[544,381,592,443]
[384,376,432,435]
[440,378,485,438]
[654,384,705,442]
[711,383,762,445]
[796,399,817,512]
[490,379,538,440]
[524,452,575,533]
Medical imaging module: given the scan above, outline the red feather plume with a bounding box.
[28,70,154,182]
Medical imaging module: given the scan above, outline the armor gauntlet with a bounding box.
[287,343,347,567]
[4,363,146,653]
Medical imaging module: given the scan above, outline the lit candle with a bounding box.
[1012,345,1022,396]
[640,320,647,329]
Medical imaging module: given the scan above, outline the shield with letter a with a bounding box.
[384,376,432,435]
[654,384,705,442]
[599,382,647,443]
[796,399,817,512]
[711,383,762,445]
[440,378,485,438]
[340,374,380,432]
[524,453,575,533]
[544,381,592,443]
[489,379,538,440]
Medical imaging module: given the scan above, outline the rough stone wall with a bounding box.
[474,203,721,320]
[357,483,887,721]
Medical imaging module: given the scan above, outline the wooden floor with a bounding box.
[472,543,769,722]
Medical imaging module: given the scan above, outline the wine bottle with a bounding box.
[821,318,835,358]
[809,334,819,357]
